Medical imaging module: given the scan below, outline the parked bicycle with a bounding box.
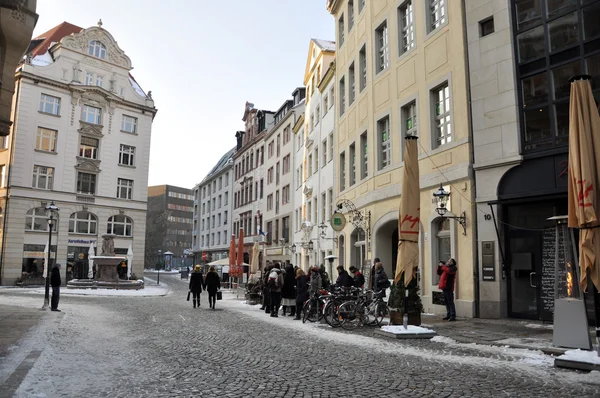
[302,289,329,323]
[337,290,388,330]
[323,286,361,328]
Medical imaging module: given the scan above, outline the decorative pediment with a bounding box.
[304,137,314,149]
[60,26,132,70]
[78,122,104,137]
[75,159,101,173]
[303,185,313,198]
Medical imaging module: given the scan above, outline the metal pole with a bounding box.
[403,286,409,329]
[43,220,52,309]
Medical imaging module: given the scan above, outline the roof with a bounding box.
[312,38,336,52]
[29,22,83,57]
[201,147,237,184]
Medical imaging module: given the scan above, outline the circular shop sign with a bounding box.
[330,213,347,232]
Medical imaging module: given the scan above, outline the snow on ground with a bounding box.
[227,298,600,385]
[525,323,554,330]
[558,349,600,365]
[381,325,436,335]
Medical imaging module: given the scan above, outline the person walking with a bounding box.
[261,265,272,313]
[281,264,296,317]
[437,258,457,321]
[267,263,284,317]
[50,263,62,312]
[309,266,322,294]
[189,264,203,308]
[204,266,221,310]
[373,262,391,295]
[294,268,309,320]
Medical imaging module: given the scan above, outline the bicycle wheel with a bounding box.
[324,299,341,328]
[374,302,389,326]
[302,300,318,323]
[338,301,361,330]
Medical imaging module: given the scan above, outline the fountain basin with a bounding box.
[67,279,144,290]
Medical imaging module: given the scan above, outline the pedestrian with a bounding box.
[50,263,62,312]
[189,264,203,308]
[267,263,284,317]
[319,264,330,289]
[348,265,365,288]
[294,268,309,320]
[373,261,391,295]
[261,265,272,313]
[309,266,322,295]
[334,265,354,288]
[281,264,296,317]
[437,258,457,321]
[370,257,380,290]
[204,266,221,310]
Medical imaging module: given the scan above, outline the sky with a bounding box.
[33,0,334,190]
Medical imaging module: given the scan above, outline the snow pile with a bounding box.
[525,323,553,330]
[558,349,600,365]
[381,325,435,335]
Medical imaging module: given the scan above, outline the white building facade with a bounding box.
[192,147,235,265]
[0,23,157,285]
[262,89,305,267]
[293,39,336,274]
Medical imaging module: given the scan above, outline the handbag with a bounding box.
[187,291,191,301]
[216,290,222,300]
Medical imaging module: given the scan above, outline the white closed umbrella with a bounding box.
[43,243,49,278]
[127,244,133,279]
[88,242,95,279]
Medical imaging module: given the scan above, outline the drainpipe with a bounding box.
[0,75,21,285]
[461,2,480,318]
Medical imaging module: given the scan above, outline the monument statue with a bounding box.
[101,234,115,256]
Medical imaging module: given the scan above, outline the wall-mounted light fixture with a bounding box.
[433,184,467,235]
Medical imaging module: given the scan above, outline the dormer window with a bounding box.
[88,40,106,59]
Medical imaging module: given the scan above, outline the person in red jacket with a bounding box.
[437,258,457,321]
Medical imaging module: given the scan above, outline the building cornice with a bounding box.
[327,0,341,14]
[293,114,305,134]
[318,61,336,93]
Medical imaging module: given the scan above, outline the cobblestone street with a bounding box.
[1,274,599,398]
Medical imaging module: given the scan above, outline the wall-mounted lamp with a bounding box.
[433,184,467,236]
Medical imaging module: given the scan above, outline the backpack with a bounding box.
[267,270,280,290]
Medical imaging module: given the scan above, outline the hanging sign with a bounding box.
[330,213,346,231]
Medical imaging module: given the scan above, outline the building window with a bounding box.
[339,14,345,46]
[77,172,96,195]
[32,165,54,190]
[434,218,451,284]
[378,116,391,170]
[35,127,57,152]
[69,211,97,234]
[429,0,447,32]
[88,40,107,59]
[282,216,290,242]
[119,144,135,166]
[375,21,389,73]
[330,87,335,107]
[79,136,99,159]
[358,0,365,14]
[340,151,346,191]
[349,143,356,186]
[121,115,137,133]
[433,83,452,147]
[480,17,494,37]
[267,194,273,211]
[85,72,94,85]
[359,45,367,91]
[360,132,368,179]
[398,1,415,54]
[329,133,334,161]
[348,1,355,31]
[26,207,56,232]
[83,105,101,125]
[403,102,418,139]
[39,94,60,115]
[339,76,346,115]
[349,63,356,104]
[95,75,103,87]
[0,165,5,188]
[316,106,320,125]
[308,154,313,176]
[117,178,133,199]
[283,184,290,204]
[324,95,329,113]
[107,215,133,237]
[322,140,328,167]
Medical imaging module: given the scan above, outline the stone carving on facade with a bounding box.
[75,159,101,173]
[61,27,132,70]
[78,122,104,138]
[72,61,82,83]
[109,72,117,92]
[81,56,113,72]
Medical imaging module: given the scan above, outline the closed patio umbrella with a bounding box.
[43,242,49,279]
[228,234,237,269]
[250,242,260,274]
[88,242,95,279]
[127,244,133,279]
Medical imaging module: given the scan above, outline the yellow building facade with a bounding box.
[328,0,477,317]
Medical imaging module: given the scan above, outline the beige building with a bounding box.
[327,0,477,317]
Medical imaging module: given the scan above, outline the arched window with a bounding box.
[88,40,106,59]
[25,207,57,232]
[69,211,97,234]
[107,215,133,236]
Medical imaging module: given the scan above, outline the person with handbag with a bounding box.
[204,266,221,310]
[189,264,203,308]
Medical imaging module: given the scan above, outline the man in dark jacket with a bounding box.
[50,263,62,312]
[373,262,390,295]
[349,266,365,288]
[189,265,203,308]
[281,264,296,316]
[437,258,457,321]
[268,263,285,317]
[335,266,354,288]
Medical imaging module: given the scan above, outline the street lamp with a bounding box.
[308,240,314,251]
[157,249,162,285]
[290,244,296,254]
[433,184,467,235]
[43,201,59,310]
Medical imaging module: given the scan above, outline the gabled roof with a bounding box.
[28,22,83,57]
[304,39,335,85]
[312,39,335,52]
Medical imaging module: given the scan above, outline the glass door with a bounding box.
[507,232,541,319]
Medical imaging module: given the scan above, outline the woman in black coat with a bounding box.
[189,265,203,308]
[294,269,309,320]
[203,266,221,310]
[281,264,297,317]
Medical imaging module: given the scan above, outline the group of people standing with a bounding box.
[188,265,221,309]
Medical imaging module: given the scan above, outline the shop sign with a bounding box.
[266,247,283,256]
[330,213,346,231]
[23,251,55,259]
[68,239,96,245]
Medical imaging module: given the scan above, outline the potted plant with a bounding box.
[387,275,423,326]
